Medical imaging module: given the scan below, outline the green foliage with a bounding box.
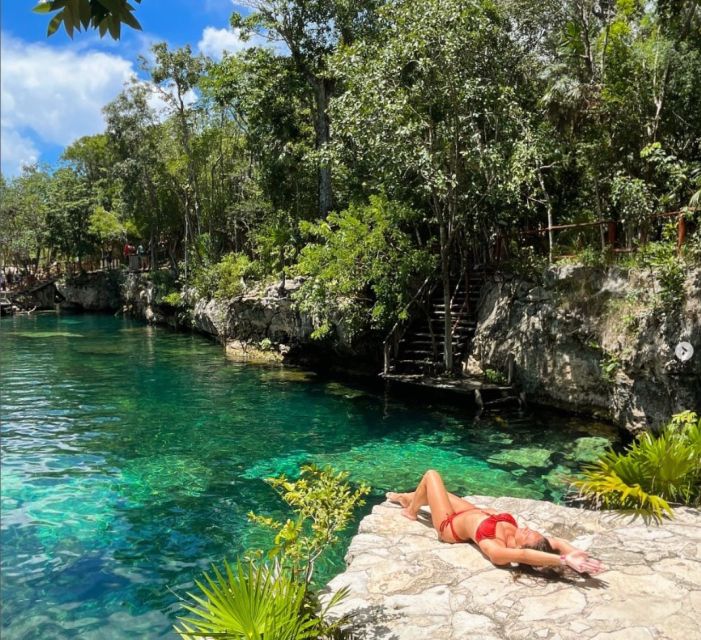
[248,465,370,585]
[175,463,367,639]
[34,0,142,39]
[161,291,183,307]
[174,559,316,640]
[571,411,701,520]
[192,253,256,300]
[578,247,608,269]
[46,167,98,261]
[631,223,686,309]
[18,0,701,340]
[611,173,657,229]
[484,369,507,385]
[599,352,622,383]
[293,194,434,340]
[88,206,125,245]
[0,166,52,269]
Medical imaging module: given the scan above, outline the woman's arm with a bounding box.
[547,536,577,554]
[481,541,561,568]
[480,541,604,574]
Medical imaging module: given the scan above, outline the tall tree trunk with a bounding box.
[314,78,333,216]
[149,229,155,272]
[439,217,453,373]
[184,195,190,280]
[538,171,555,264]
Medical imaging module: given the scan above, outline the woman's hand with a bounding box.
[562,550,604,574]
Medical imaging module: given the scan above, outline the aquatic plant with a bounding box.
[571,411,701,519]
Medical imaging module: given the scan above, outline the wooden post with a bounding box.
[607,221,617,248]
[677,214,687,255]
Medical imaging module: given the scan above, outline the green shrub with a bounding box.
[248,465,370,585]
[293,194,434,340]
[175,464,368,639]
[484,368,507,385]
[599,352,621,383]
[570,411,701,520]
[161,291,183,307]
[192,252,256,300]
[631,222,686,309]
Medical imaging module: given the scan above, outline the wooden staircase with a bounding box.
[390,269,486,376]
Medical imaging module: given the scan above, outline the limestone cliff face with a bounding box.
[467,265,701,433]
[62,267,698,431]
[121,274,321,362]
[56,271,123,311]
[190,278,314,346]
[120,273,381,368]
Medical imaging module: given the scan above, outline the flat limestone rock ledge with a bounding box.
[324,497,701,640]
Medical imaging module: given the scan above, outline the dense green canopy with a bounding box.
[5,0,700,350]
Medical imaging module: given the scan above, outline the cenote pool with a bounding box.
[1,313,620,639]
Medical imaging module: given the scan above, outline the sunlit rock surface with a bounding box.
[469,266,701,433]
[325,497,700,640]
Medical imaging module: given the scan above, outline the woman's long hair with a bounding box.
[512,536,564,581]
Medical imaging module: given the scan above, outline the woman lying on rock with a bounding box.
[388,469,604,575]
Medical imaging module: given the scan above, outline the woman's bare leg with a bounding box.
[387,489,476,514]
[393,470,471,533]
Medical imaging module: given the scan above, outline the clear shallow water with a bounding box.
[0,313,619,639]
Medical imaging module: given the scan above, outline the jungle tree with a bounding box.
[331,0,530,370]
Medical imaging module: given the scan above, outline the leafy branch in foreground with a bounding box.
[34,0,142,39]
[249,464,371,585]
[174,465,369,639]
[570,411,701,520]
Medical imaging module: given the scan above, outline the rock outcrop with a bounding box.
[120,273,381,369]
[325,498,701,640]
[191,278,313,346]
[467,266,701,433]
[56,271,123,311]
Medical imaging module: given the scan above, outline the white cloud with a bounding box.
[197,26,251,60]
[0,33,136,176]
[0,126,39,176]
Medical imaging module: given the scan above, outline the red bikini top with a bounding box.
[474,513,517,543]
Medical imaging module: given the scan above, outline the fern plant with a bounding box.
[571,411,701,520]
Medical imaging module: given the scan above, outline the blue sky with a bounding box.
[1,1,258,177]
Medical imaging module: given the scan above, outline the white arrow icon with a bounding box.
[675,341,694,362]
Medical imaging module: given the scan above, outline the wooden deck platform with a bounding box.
[382,373,523,412]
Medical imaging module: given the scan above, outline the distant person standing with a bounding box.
[137,243,146,270]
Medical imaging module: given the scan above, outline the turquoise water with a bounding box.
[1,313,619,639]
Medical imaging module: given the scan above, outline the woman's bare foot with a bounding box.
[386,492,412,508]
[387,493,418,520]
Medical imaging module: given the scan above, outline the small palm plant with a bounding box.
[175,559,319,640]
[570,411,701,520]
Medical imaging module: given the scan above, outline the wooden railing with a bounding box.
[503,208,696,261]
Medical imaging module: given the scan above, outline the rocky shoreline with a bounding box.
[324,497,701,640]
[35,265,701,435]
